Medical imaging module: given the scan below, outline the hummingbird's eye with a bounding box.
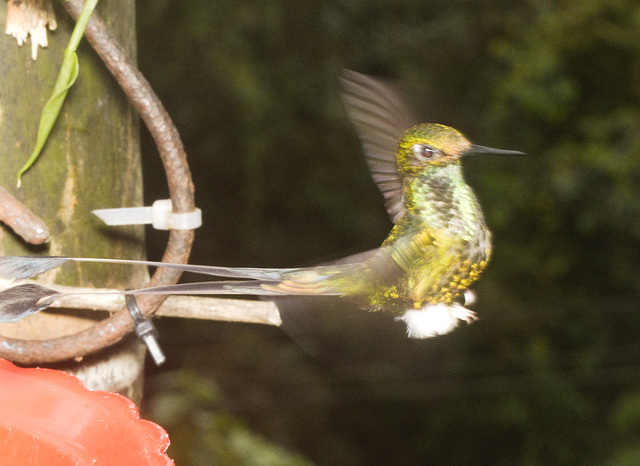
[413,144,435,161]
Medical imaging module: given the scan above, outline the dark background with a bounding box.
[135,0,640,464]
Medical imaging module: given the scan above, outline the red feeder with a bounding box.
[0,358,172,465]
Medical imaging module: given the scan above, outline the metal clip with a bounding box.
[125,294,166,366]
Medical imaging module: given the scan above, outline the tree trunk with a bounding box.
[0,1,147,404]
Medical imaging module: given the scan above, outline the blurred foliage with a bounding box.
[147,369,314,465]
[135,0,640,464]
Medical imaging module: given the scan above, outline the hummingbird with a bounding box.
[0,70,523,338]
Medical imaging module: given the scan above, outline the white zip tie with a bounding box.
[92,199,202,230]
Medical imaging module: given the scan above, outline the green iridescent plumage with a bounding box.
[273,123,492,316]
[266,72,522,337]
[0,71,523,338]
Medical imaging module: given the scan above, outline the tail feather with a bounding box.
[0,253,371,322]
[0,277,344,323]
[0,284,61,322]
[0,256,299,281]
[0,256,72,280]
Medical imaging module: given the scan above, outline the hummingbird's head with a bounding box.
[396,123,524,177]
[396,123,471,177]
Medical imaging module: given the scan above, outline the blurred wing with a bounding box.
[275,246,404,299]
[340,70,416,223]
[271,248,410,365]
[274,295,411,369]
[273,238,438,369]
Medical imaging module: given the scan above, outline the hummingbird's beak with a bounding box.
[464,145,525,157]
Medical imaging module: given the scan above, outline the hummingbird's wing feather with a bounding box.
[273,295,410,368]
[340,70,416,223]
[274,234,433,304]
[269,248,409,363]
[273,236,438,363]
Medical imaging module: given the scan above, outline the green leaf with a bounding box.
[17,0,99,187]
[16,53,79,187]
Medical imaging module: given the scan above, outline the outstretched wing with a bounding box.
[340,70,416,223]
[275,227,437,309]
